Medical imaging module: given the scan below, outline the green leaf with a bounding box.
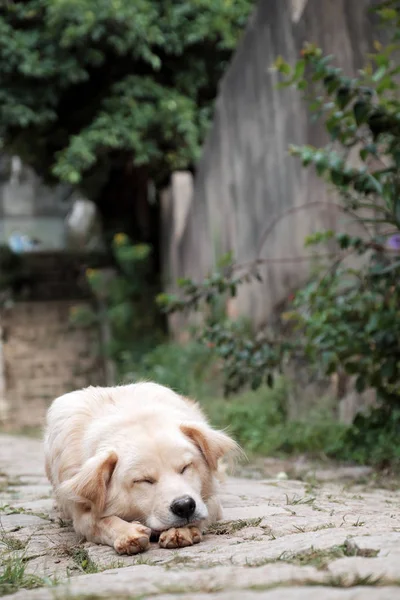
[353,100,370,126]
[381,359,396,381]
[314,151,328,175]
[336,85,352,109]
[336,233,351,249]
[355,376,367,394]
[323,74,340,94]
[378,8,398,21]
[274,56,291,76]
[378,260,400,275]
[294,59,306,80]
[372,65,387,82]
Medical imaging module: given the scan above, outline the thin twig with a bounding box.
[256,200,372,258]
[232,253,338,273]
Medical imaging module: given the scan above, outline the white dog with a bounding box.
[44,382,238,554]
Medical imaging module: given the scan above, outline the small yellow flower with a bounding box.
[86,268,96,278]
[114,233,128,245]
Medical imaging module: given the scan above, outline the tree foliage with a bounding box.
[0,0,252,190]
[158,2,400,465]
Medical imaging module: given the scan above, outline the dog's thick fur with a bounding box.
[44,382,238,554]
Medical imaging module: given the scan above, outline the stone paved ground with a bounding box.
[0,434,399,599]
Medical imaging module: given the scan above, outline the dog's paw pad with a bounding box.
[114,527,150,555]
[159,526,202,549]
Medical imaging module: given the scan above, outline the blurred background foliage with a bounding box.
[0,0,253,190]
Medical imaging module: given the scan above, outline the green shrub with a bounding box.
[201,382,346,457]
[336,407,400,468]
[158,2,400,468]
[126,340,220,399]
[70,233,163,377]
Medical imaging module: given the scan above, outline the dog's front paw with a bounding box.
[159,526,202,549]
[114,523,151,555]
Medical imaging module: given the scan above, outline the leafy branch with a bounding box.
[158,3,400,409]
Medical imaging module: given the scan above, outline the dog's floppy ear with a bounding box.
[60,449,117,514]
[180,422,239,471]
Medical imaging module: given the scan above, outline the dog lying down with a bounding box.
[44,382,239,555]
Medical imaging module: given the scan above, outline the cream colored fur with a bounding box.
[44,382,238,554]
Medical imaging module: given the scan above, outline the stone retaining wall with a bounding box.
[0,300,104,427]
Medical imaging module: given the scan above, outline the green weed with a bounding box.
[0,554,46,596]
[69,547,99,574]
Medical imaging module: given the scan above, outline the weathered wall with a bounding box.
[161,0,381,332]
[0,300,104,427]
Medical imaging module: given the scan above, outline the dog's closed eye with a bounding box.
[180,463,192,475]
[134,478,156,485]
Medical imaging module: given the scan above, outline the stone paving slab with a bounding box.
[0,433,399,599]
[146,591,400,600]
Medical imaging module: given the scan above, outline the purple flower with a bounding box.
[387,234,400,250]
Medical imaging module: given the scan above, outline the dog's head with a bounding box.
[61,419,238,532]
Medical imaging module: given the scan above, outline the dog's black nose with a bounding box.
[170,495,196,519]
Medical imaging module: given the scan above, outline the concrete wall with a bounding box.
[161,0,381,332]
